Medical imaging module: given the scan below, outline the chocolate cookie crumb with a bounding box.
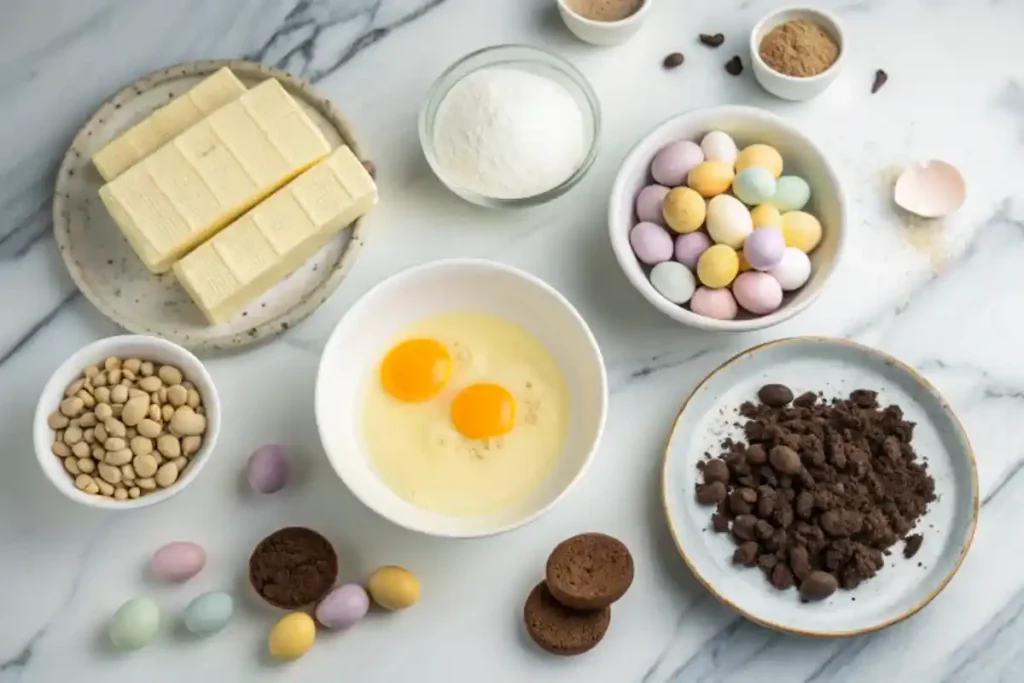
[249,527,338,609]
[725,56,744,76]
[904,533,923,559]
[523,582,610,656]
[871,69,889,94]
[663,52,684,69]
[699,33,725,47]
[546,533,634,610]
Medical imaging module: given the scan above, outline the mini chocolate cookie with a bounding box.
[523,582,610,656]
[545,533,634,610]
[249,527,338,609]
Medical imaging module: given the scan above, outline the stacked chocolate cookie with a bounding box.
[523,533,634,656]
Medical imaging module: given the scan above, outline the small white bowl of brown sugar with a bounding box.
[557,0,651,46]
[750,7,844,101]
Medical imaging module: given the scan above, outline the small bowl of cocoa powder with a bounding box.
[750,7,845,101]
[556,0,651,46]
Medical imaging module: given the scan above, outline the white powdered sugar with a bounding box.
[431,67,586,200]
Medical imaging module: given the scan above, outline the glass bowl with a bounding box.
[418,44,601,209]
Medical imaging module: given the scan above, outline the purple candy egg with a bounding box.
[674,231,712,269]
[743,226,786,271]
[635,184,670,224]
[315,584,370,630]
[629,222,673,265]
[732,272,784,315]
[247,444,291,494]
[689,287,738,320]
[650,141,705,187]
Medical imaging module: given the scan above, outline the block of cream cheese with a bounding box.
[173,145,377,323]
[92,67,247,182]
[98,79,332,273]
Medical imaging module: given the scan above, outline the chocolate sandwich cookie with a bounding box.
[545,533,634,610]
[249,527,338,609]
[523,582,610,656]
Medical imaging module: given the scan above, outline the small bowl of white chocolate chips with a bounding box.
[33,335,221,508]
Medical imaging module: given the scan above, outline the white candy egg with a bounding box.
[706,195,753,248]
[700,131,738,164]
[768,247,812,291]
[650,262,697,304]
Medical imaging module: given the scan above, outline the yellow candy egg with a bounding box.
[662,187,706,234]
[735,144,784,178]
[750,204,783,230]
[696,244,740,288]
[781,211,823,253]
[687,161,735,198]
[368,565,421,611]
[738,252,753,272]
[268,612,316,661]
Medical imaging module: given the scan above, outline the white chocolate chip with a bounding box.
[97,479,114,497]
[129,486,141,499]
[121,397,149,427]
[130,436,153,456]
[114,487,128,501]
[98,463,122,485]
[137,419,162,438]
[181,436,201,456]
[133,454,158,478]
[77,457,95,474]
[140,362,154,377]
[155,462,179,488]
[157,434,181,458]
[47,412,70,430]
[137,477,157,490]
[72,441,91,458]
[110,385,129,405]
[104,418,126,438]
[60,397,84,417]
[158,365,183,386]
[105,449,133,467]
[169,407,206,437]
[64,458,80,475]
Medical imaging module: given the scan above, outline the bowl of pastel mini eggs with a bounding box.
[608,106,846,331]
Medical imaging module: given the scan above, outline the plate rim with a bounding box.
[52,58,369,352]
[660,335,980,637]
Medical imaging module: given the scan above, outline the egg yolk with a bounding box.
[450,383,516,440]
[380,338,451,402]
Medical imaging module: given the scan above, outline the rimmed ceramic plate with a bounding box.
[662,337,978,636]
[53,59,369,352]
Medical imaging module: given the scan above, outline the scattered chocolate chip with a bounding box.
[725,56,743,76]
[758,384,794,407]
[904,533,923,559]
[699,33,725,48]
[871,69,888,94]
[800,571,839,601]
[663,52,685,69]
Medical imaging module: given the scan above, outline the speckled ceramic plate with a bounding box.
[53,60,369,351]
[662,337,978,636]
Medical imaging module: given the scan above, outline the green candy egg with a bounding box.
[732,167,777,206]
[108,597,160,651]
[183,591,235,637]
[769,176,811,212]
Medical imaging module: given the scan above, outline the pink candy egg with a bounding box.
[732,272,783,314]
[247,444,291,494]
[674,231,712,269]
[635,184,670,224]
[743,226,786,270]
[689,287,738,320]
[651,141,705,186]
[151,541,206,583]
[630,222,673,265]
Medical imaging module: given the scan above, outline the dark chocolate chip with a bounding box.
[871,69,888,94]
[699,33,725,47]
[904,533,923,559]
[799,571,839,601]
[663,52,684,69]
[725,56,743,76]
[758,384,794,407]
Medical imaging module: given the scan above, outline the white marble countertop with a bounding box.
[2,0,1023,681]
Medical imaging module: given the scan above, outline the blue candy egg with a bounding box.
[182,591,235,637]
[732,167,777,206]
[770,176,811,211]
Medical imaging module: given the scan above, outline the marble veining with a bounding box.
[3,0,1024,681]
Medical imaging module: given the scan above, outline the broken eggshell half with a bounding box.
[893,160,966,219]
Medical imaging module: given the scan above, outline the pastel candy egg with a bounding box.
[735,144,783,178]
[315,584,370,630]
[151,541,206,583]
[689,287,738,320]
[662,187,706,234]
[635,184,670,224]
[650,262,697,304]
[696,244,740,288]
[674,231,711,269]
[247,444,291,494]
[109,597,160,651]
[368,565,421,611]
[268,612,316,661]
[750,204,783,230]
[732,272,784,315]
[738,252,753,272]
[700,131,739,164]
[650,140,705,186]
[770,176,811,212]
[687,161,735,198]
[732,167,778,206]
[743,226,786,270]
[629,222,673,265]
[781,211,823,253]
[183,591,235,637]
[706,195,753,248]
[768,247,812,291]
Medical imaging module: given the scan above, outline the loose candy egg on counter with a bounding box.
[151,541,206,583]
[268,612,316,661]
[781,211,823,253]
[650,262,696,304]
[662,187,706,234]
[650,140,705,186]
[674,231,711,269]
[706,195,753,248]
[687,161,735,198]
[700,130,738,164]
[743,226,786,270]
[109,597,160,651]
[635,184,670,224]
[183,591,235,637]
[315,584,370,630]
[689,287,738,320]
[768,247,812,291]
[247,444,291,494]
[733,166,777,206]
[368,565,421,611]
[696,244,740,288]
[735,144,783,178]
[750,204,783,230]
[629,222,674,265]
[770,176,811,212]
[732,272,784,315]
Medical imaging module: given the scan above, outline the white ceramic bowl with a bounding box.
[556,0,652,46]
[33,335,221,509]
[315,259,607,538]
[609,106,846,332]
[750,6,845,101]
